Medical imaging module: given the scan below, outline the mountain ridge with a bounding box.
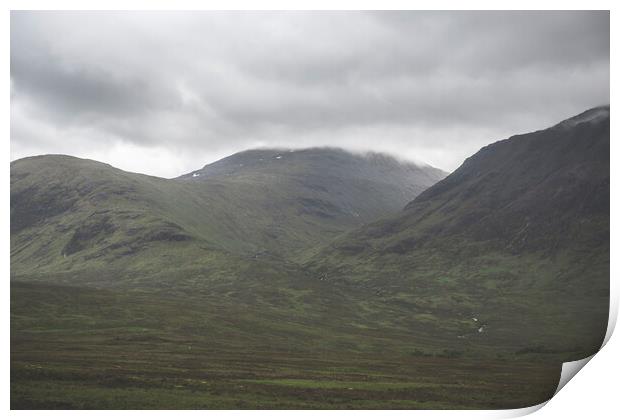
[10,147,445,274]
[10,147,446,181]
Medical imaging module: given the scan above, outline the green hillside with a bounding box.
[11,148,445,275]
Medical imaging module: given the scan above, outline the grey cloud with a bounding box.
[10,11,610,177]
[12,53,170,121]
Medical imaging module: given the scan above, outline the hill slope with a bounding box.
[10,148,445,274]
[309,106,610,358]
[315,106,609,258]
[178,147,446,259]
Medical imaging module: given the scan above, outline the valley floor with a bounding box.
[11,279,572,409]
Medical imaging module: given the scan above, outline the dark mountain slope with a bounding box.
[309,106,609,359]
[403,106,609,252]
[315,106,609,262]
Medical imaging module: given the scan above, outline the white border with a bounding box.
[2,2,616,419]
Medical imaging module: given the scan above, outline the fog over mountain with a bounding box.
[10,11,609,177]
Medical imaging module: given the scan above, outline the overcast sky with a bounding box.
[10,11,609,177]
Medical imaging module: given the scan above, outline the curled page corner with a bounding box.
[549,279,619,396]
[496,401,548,418]
[494,355,597,419]
[500,298,616,418]
[602,290,618,348]
[554,355,595,396]
[550,297,615,399]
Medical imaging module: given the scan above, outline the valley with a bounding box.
[10,108,610,409]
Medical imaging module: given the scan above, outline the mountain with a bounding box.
[177,147,446,259]
[10,108,609,409]
[309,106,609,358]
[314,106,609,259]
[10,148,445,275]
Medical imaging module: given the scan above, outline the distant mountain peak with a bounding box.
[198,147,429,170]
[178,147,446,182]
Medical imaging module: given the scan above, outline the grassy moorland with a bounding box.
[12,275,567,409]
[11,246,606,408]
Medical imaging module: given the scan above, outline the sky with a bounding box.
[10,11,609,178]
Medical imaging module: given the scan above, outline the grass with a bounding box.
[11,238,606,409]
[10,263,595,410]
